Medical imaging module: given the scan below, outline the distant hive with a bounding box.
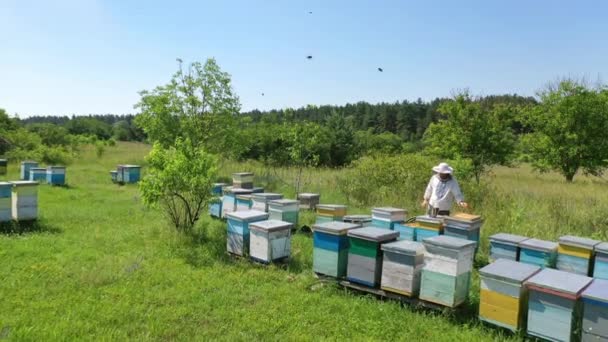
[235,194,253,212]
[20,161,38,180]
[312,221,359,278]
[117,165,141,184]
[371,207,406,230]
[110,170,118,183]
[315,204,347,224]
[0,182,12,222]
[346,227,399,288]
[46,166,66,186]
[489,233,529,262]
[0,159,7,175]
[11,181,39,221]
[249,219,293,264]
[225,210,269,256]
[29,168,47,183]
[268,199,299,227]
[297,193,320,210]
[594,242,608,280]
[343,214,372,227]
[519,238,558,269]
[251,193,283,213]
[222,188,252,217]
[556,235,600,276]
[232,172,254,189]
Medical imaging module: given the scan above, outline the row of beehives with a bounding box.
[489,233,608,280]
[110,164,141,184]
[0,181,39,222]
[18,161,66,185]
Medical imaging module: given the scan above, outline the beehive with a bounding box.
[298,193,320,210]
[414,215,444,242]
[249,219,293,263]
[251,187,264,194]
[594,243,608,280]
[212,183,227,195]
[556,235,601,276]
[0,182,12,222]
[235,194,252,212]
[29,167,47,182]
[519,238,558,268]
[222,188,252,217]
[347,227,399,288]
[371,207,406,230]
[380,240,425,296]
[46,166,66,186]
[343,214,372,227]
[316,204,347,224]
[110,170,118,183]
[232,172,254,189]
[393,222,419,241]
[11,181,38,221]
[208,198,222,219]
[419,235,476,308]
[117,165,141,183]
[251,193,283,212]
[489,233,529,262]
[443,213,483,249]
[479,259,541,331]
[268,199,299,226]
[0,159,7,175]
[225,210,269,256]
[581,279,608,341]
[312,221,359,278]
[525,268,592,342]
[20,161,38,180]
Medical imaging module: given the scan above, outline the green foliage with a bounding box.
[139,139,218,233]
[326,112,356,166]
[424,93,518,183]
[40,146,73,165]
[26,123,71,146]
[107,138,117,147]
[521,80,608,182]
[95,141,105,158]
[65,117,112,140]
[354,130,404,156]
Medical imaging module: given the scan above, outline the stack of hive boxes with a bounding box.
[346,227,398,287]
[478,259,541,332]
[0,159,7,175]
[581,279,608,342]
[594,242,608,280]
[46,166,66,186]
[249,220,292,264]
[225,210,269,256]
[419,235,476,308]
[519,238,558,268]
[20,161,38,180]
[0,182,12,222]
[414,216,444,242]
[443,213,483,249]
[315,204,347,224]
[380,240,425,297]
[489,233,529,262]
[525,268,592,342]
[29,167,47,182]
[11,181,39,221]
[312,221,359,278]
[208,183,226,218]
[117,165,142,183]
[556,235,600,276]
[232,172,254,189]
[268,199,299,226]
[343,214,372,227]
[251,193,283,212]
[371,207,406,230]
[297,193,320,210]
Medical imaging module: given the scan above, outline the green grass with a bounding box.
[1,142,607,340]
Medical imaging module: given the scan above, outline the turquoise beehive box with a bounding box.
[29,167,47,182]
[393,222,418,241]
[312,221,359,278]
[222,188,252,217]
[519,238,558,268]
[381,240,425,297]
[46,166,66,185]
[594,243,608,280]
[489,233,529,262]
[235,194,252,212]
[371,207,406,230]
[346,227,399,288]
[581,279,608,341]
[110,170,118,183]
[225,210,269,256]
[557,235,600,276]
[209,198,222,218]
[0,182,12,222]
[268,199,299,227]
[525,268,592,342]
[120,165,141,183]
[251,193,283,212]
[20,161,38,180]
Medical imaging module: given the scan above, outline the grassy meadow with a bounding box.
[1,142,607,341]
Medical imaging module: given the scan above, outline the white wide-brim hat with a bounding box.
[432,162,453,174]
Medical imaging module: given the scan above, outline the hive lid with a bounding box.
[121,164,141,168]
[229,188,254,195]
[347,227,399,241]
[250,219,293,232]
[252,193,283,199]
[372,207,407,214]
[582,279,608,302]
[343,214,372,222]
[10,181,38,187]
[313,221,359,235]
[479,259,541,283]
[381,240,425,255]
[30,167,47,171]
[316,204,347,210]
[21,160,38,164]
[558,235,601,250]
[47,165,66,169]
[596,242,608,254]
[269,199,299,206]
[232,172,254,177]
[225,210,269,222]
[298,193,320,198]
[526,268,592,296]
[236,194,251,200]
[490,233,529,245]
[519,238,558,251]
[422,235,476,250]
[213,182,227,187]
[448,212,482,222]
[415,215,443,224]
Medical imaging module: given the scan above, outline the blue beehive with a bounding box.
[209,198,222,218]
[0,182,12,222]
[46,166,66,186]
[519,238,558,268]
[525,268,592,342]
[343,214,372,227]
[594,243,608,280]
[212,183,226,195]
[118,165,141,184]
[443,213,483,252]
[110,170,118,183]
[222,188,252,217]
[20,161,38,180]
[225,210,269,256]
[312,221,359,278]
[489,233,529,262]
[557,235,600,276]
[414,216,443,242]
[371,207,406,230]
[393,222,417,241]
[29,168,47,182]
[581,279,608,341]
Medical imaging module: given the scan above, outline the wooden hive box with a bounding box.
[0,159,7,175]
[29,168,47,182]
[20,161,38,180]
[208,198,222,219]
[347,227,399,288]
[235,194,253,212]
[581,279,608,341]
[312,221,360,278]
[443,213,483,250]
[594,243,608,280]
[519,238,558,269]
[393,222,419,241]
[479,259,541,332]
[380,240,425,297]
[46,166,66,186]
[212,183,227,195]
[222,188,252,217]
[249,219,293,263]
[316,204,347,224]
[0,182,12,222]
[297,193,320,210]
[11,181,39,221]
[414,216,444,242]
[268,199,299,226]
[371,207,407,230]
[343,215,372,227]
[110,170,118,183]
[225,210,269,256]
[525,268,592,342]
[232,172,254,189]
[121,165,141,183]
[251,193,283,212]
[489,233,529,262]
[557,235,601,276]
[419,235,476,308]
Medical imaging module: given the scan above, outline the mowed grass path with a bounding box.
[1,142,583,341]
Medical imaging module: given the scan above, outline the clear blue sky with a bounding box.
[1,0,607,117]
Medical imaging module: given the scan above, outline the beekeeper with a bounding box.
[421,162,468,217]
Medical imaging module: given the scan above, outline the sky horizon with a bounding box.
[1,0,607,117]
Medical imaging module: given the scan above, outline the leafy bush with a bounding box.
[40,146,73,165]
[95,141,105,158]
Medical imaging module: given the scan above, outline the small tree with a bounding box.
[139,139,217,234]
[522,80,608,182]
[423,93,517,183]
